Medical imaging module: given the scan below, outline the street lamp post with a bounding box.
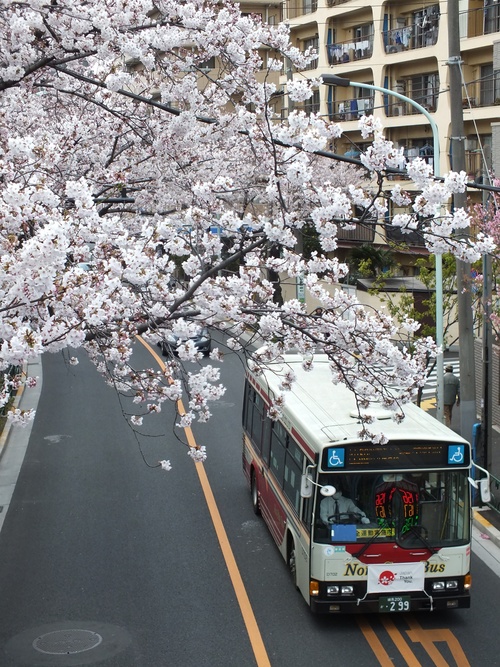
[322,74,444,422]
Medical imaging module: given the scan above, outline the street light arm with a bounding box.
[322,72,445,424]
[322,75,440,155]
[322,74,351,87]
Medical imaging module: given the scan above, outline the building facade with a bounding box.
[281,0,497,185]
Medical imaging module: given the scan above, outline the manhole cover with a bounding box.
[33,629,102,655]
[5,621,131,665]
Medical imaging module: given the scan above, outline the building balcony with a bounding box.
[328,95,374,122]
[383,21,439,54]
[287,0,317,19]
[385,225,426,248]
[462,70,500,108]
[337,224,376,244]
[385,96,438,117]
[300,51,319,72]
[460,4,500,39]
[326,35,374,66]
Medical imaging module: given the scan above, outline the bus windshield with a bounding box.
[313,470,470,548]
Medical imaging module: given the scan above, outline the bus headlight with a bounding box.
[327,585,339,596]
[341,585,354,596]
[432,581,445,591]
[446,580,458,589]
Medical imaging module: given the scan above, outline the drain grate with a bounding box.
[33,629,102,655]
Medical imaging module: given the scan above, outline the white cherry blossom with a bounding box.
[0,0,495,469]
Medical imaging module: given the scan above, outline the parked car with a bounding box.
[158,325,212,357]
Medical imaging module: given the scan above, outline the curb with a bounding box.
[473,508,500,550]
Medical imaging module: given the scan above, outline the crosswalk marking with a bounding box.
[420,358,460,400]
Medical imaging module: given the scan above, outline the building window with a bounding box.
[302,36,319,71]
[303,0,317,14]
[484,0,500,34]
[304,89,320,115]
[410,73,439,111]
[465,135,492,181]
[480,64,500,105]
[413,5,440,48]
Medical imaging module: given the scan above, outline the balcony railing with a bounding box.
[326,35,374,66]
[337,224,376,244]
[385,225,426,248]
[328,95,375,122]
[462,71,500,107]
[300,51,319,72]
[460,4,500,38]
[465,150,485,182]
[385,93,438,117]
[383,21,439,54]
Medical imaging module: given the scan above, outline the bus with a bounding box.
[242,353,487,614]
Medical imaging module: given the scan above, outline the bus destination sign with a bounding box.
[321,442,470,471]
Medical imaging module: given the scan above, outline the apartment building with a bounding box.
[278,0,499,275]
[283,0,497,178]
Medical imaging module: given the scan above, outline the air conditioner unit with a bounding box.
[393,105,404,116]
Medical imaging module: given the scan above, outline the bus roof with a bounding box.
[248,353,469,452]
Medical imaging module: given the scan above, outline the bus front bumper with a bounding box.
[310,591,471,614]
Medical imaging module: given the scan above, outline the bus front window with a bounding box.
[313,470,470,548]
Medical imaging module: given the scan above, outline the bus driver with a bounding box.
[320,490,371,525]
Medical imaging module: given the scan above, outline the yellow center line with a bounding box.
[136,336,271,667]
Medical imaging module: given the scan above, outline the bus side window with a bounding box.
[283,437,304,515]
[269,421,287,485]
[242,382,253,434]
[251,391,264,450]
[261,414,271,465]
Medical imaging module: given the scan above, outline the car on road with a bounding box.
[158,325,212,357]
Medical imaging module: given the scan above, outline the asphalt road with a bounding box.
[0,341,499,666]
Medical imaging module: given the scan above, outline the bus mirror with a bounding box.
[479,478,491,504]
[468,476,478,489]
[300,474,313,498]
[471,462,491,504]
[320,485,336,497]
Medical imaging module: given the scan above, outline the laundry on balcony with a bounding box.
[327,43,357,64]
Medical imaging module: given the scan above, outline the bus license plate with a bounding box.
[378,595,411,613]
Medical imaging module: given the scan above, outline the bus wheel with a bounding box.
[288,539,298,589]
[251,471,260,516]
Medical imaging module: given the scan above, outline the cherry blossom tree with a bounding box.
[469,186,500,339]
[0,0,495,460]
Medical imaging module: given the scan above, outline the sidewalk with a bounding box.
[473,506,500,549]
[0,358,41,534]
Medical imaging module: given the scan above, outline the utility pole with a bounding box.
[448,0,476,444]
[482,249,492,471]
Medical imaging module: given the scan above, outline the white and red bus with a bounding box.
[242,353,482,614]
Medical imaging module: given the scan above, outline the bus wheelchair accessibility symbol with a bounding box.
[448,444,465,465]
[327,447,345,468]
